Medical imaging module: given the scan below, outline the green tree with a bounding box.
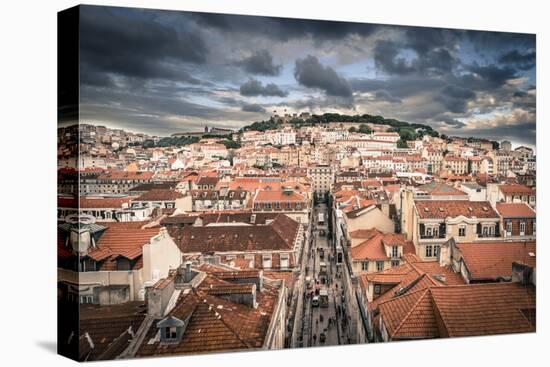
[397,139,408,148]
[358,124,372,134]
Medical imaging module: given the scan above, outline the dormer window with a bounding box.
[157,316,185,344]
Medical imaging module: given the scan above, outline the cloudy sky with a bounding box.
[77,5,536,147]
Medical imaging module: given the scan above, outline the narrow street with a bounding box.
[299,203,350,348]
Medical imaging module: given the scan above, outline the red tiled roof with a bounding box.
[496,203,536,218]
[77,302,147,361]
[415,200,498,219]
[86,222,159,269]
[378,288,439,339]
[137,188,183,201]
[97,170,154,181]
[366,259,466,312]
[58,196,135,209]
[136,266,281,356]
[417,181,466,196]
[173,214,299,253]
[378,282,535,339]
[499,184,534,195]
[351,231,415,261]
[254,190,305,202]
[430,283,535,337]
[456,241,536,281]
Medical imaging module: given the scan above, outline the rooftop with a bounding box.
[496,202,536,218]
[415,200,498,219]
[457,241,536,281]
[172,214,299,253]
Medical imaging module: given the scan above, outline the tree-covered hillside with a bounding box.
[241,113,440,141]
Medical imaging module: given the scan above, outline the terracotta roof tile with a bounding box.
[415,200,498,219]
[351,232,414,261]
[378,282,535,339]
[430,283,535,337]
[457,241,536,281]
[137,189,183,201]
[499,184,534,195]
[173,214,298,253]
[496,203,536,218]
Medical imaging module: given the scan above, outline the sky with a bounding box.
[75,5,536,148]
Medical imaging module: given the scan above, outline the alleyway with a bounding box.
[299,203,350,348]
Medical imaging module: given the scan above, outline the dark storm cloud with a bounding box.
[373,27,459,76]
[404,27,457,54]
[239,79,288,97]
[351,77,445,99]
[459,122,536,146]
[511,89,536,110]
[373,40,415,75]
[76,6,535,144]
[435,85,476,113]
[192,12,377,42]
[79,5,208,85]
[465,30,535,53]
[498,50,536,71]
[462,64,518,89]
[373,40,457,76]
[374,90,401,103]
[440,117,466,128]
[242,103,267,113]
[237,50,282,76]
[294,55,352,98]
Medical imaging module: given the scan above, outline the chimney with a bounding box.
[439,238,454,267]
[512,262,533,285]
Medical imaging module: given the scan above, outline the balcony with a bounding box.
[419,234,446,240]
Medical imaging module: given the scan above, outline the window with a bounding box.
[80,295,94,304]
[426,227,432,237]
[506,221,512,235]
[280,254,289,269]
[285,202,291,209]
[266,202,272,210]
[376,261,384,272]
[296,202,302,209]
[275,202,281,210]
[117,258,131,271]
[482,226,488,236]
[520,221,526,235]
[164,327,177,340]
[425,245,433,258]
[374,284,381,295]
[533,221,536,235]
[262,254,272,268]
[391,260,400,267]
[361,261,369,271]
[458,226,466,237]
[391,246,399,258]
[254,203,260,210]
[434,245,440,257]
